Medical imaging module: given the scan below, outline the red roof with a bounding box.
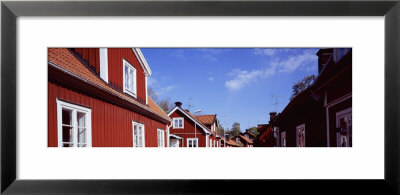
[195,114,216,125]
[48,48,170,122]
[226,139,241,147]
[239,135,253,144]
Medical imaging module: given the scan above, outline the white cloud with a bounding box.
[253,48,290,56]
[225,50,318,91]
[147,77,157,87]
[197,48,229,61]
[225,69,264,90]
[208,76,215,81]
[171,49,185,59]
[158,85,176,95]
[275,51,317,73]
[147,77,176,96]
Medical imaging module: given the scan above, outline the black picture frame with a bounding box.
[1,0,399,194]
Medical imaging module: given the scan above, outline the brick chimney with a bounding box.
[269,112,277,123]
[175,102,182,107]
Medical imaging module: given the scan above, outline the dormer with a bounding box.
[70,48,152,105]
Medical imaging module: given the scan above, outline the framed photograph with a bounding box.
[2,0,400,194]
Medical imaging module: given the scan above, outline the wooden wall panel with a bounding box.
[169,110,208,147]
[107,48,147,105]
[48,81,166,147]
[73,48,100,74]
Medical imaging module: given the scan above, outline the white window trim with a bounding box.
[336,107,352,147]
[132,121,145,147]
[99,48,109,83]
[123,59,137,98]
[145,76,148,104]
[296,124,306,147]
[157,129,165,147]
[56,99,92,147]
[187,138,198,148]
[172,117,184,129]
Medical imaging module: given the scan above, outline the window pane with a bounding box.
[78,127,86,144]
[179,119,182,127]
[78,143,87,147]
[129,68,134,92]
[174,119,178,127]
[63,143,73,147]
[125,65,129,89]
[133,126,137,147]
[62,108,72,125]
[62,126,73,143]
[77,112,86,127]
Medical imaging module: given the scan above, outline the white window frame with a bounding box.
[172,117,184,129]
[296,124,306,147]
[57,99,92,147]
[336,107,352,147]
[132,121,145,147]
[187,138,198,148]
[157,129,165,147]
[123,59,137,98]
[281,131,287,147]
[236,138,240,143]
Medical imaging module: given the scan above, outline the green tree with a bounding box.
[290,74,315,101]
[148,87,175,113]
[229,122,241,138]
[247,126,258,136]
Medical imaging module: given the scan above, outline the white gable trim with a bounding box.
[168,107,211,134]
[132,48,152,76]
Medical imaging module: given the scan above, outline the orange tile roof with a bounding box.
[179,108,212,133]
[239,135,253,144]
[195,114,216,125]
[48,48,171,123]
[226,139,241,147]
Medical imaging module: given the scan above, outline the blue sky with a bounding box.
[141,48,319,131]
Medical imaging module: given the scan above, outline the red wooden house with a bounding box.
[48,48,171,147]
[267,48,351,147]
[231,134,254,147]
[168,102,222,147]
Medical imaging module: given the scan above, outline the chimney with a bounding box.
[175,102,182,107]
[185,109,190,112]
[269,112,277,122]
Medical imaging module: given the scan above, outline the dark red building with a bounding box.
[266,48,352,147]
[48,48,171,147]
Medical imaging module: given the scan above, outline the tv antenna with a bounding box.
[272,95,282,112]
[187,97,194,112]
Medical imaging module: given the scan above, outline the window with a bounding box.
[157,129,165,147]
[133,121,145,147]
[57,100,92,147]
[187,138,198,148]
[336,108,352,147]
[236,138,240,143]
[296,124,306,147]
[123,59,137,97]
[281,131,287,147]
[173,117,184,129]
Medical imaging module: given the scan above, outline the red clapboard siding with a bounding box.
[169,110,208,147]
[73,48,100,74]
[107,48,147,104]
[48,81,167,147]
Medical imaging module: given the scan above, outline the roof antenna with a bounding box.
[187,97,194,112]
[271,95,282,112]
